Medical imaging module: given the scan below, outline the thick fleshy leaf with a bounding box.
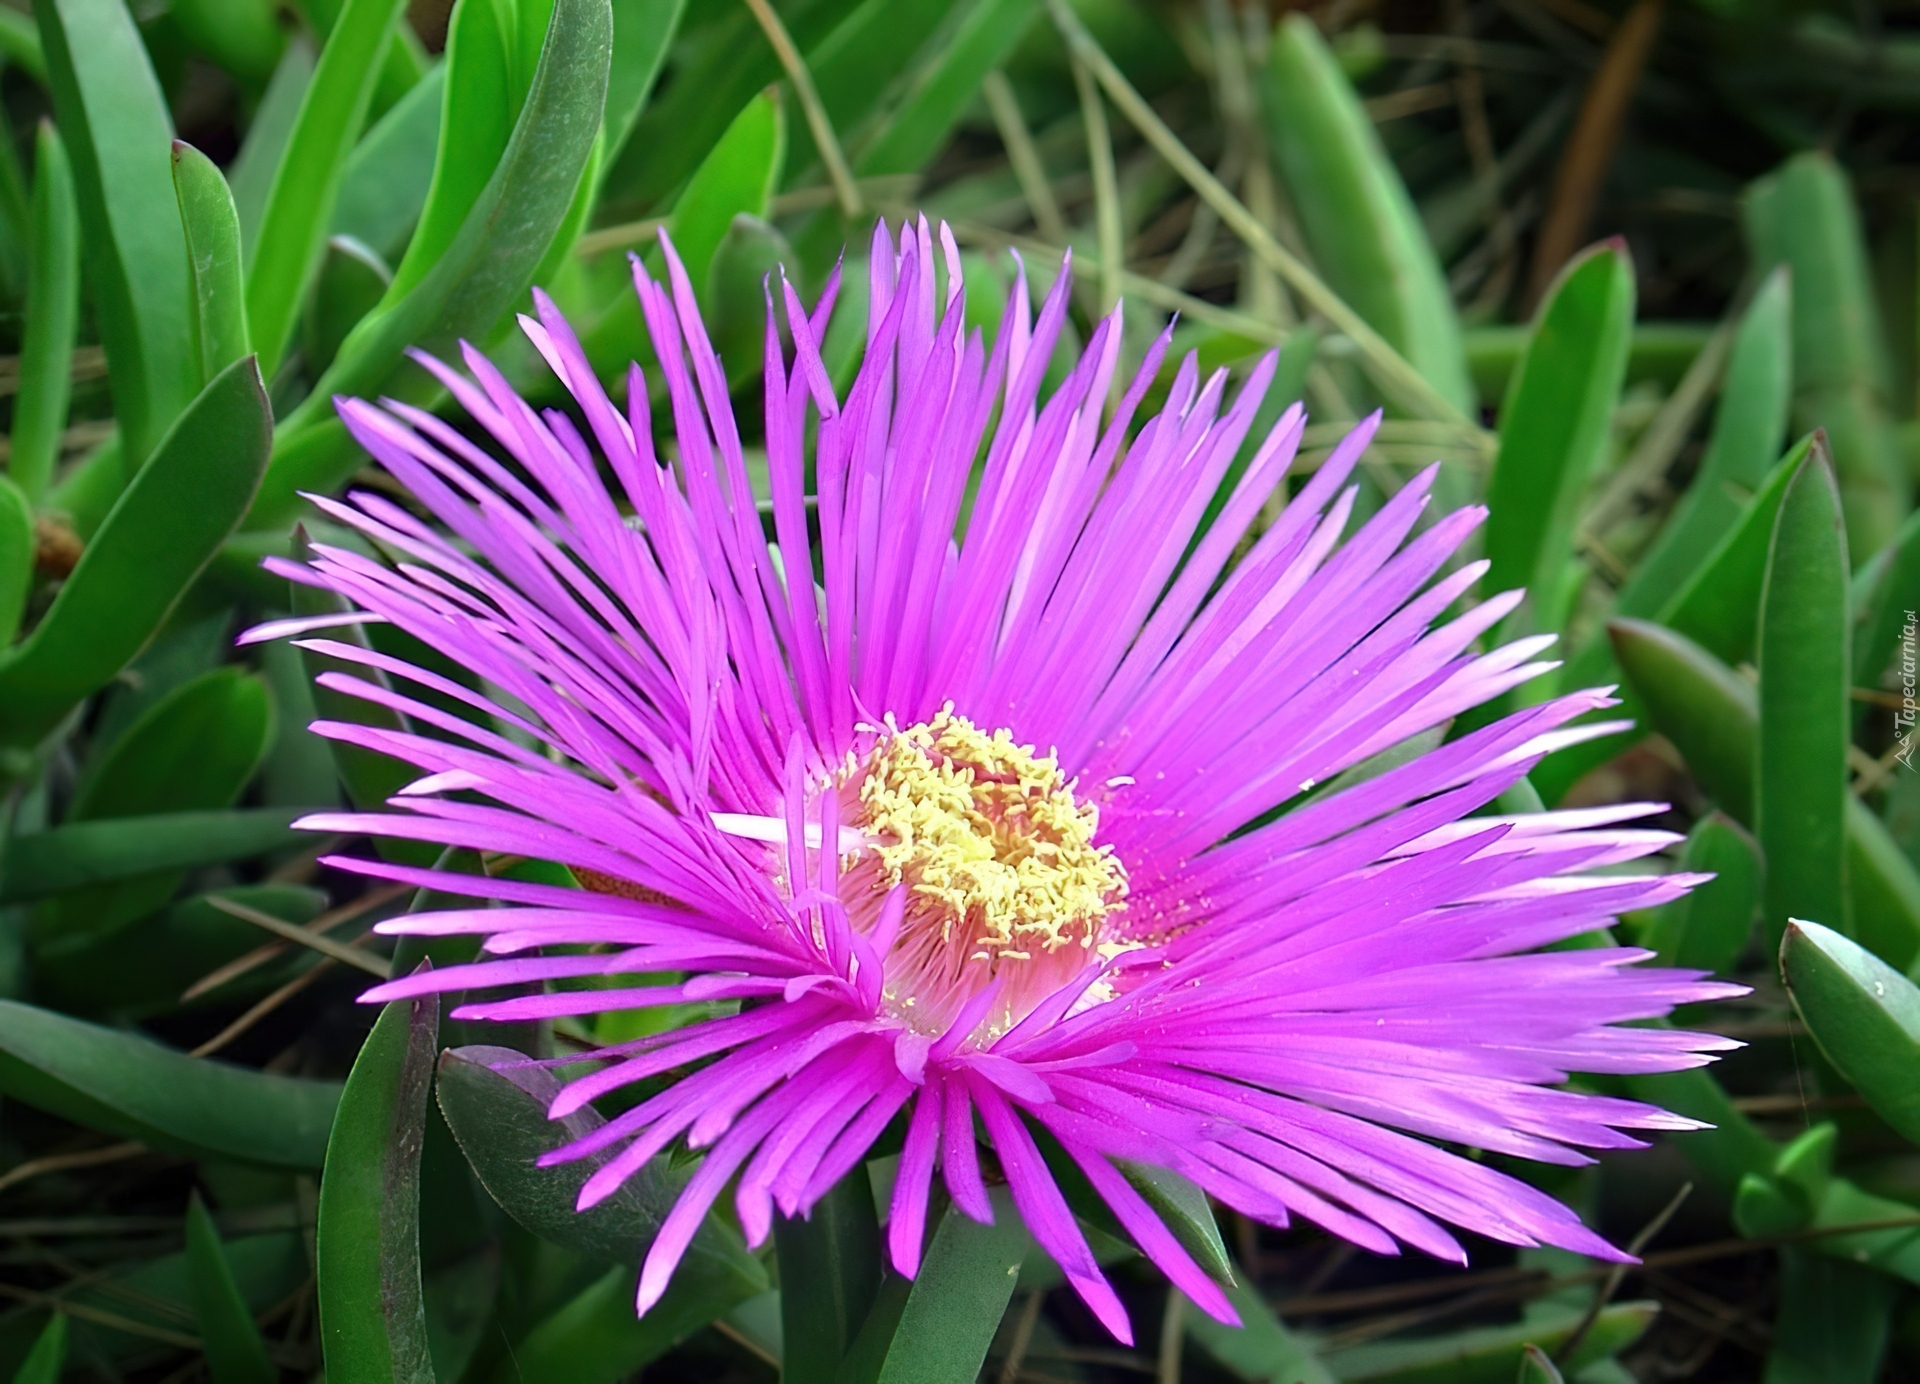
[1657,435,1808,667]
[245,0,409,381]
[381,0,513,306]
[603,0,860,215]
[1484,241,1634,637]
[1322,1300,1655,1380]
[70,1232,308,1365]
[0,999,339,1166]
[0,474,29,648]
[304,235,393,377]
[434,1046,764,1290]
[32,0,195,469]
[73,666,272,818]
[1641,812,1759,976]
[1532,433,1807,804]
[1764,1250,1894,1383]
[853,0,1038,179]
[706,213,795,385]
[601,0,683,168]
[316,983,438,1383]
[186,1192,279,1384]
[35,665,273,948]
[250,0,612,527]
[670,89,783,299]
[839,1191,1032,1384]
[293,0,429,116]
[1805,1177,1920,1286]
[776,1171,883,1384]
[230,40,315,257]
[1782,919,1920,1144]
[1746,151,1908,559]
[1120,1160,1232,1288]
[502,1257,762,1384]
[10,118,77,503]
[10,1315,65,1384]
[1848,807,1920,971]
[172,141,252,388]
[1183,1272,1333,1384]
[1756,447,1850,947]
[1608,618,1757,820]
[0,809,306,904]
[1609,618,1920,967]
[1259,13,1473,419]
[581,89,782,376]
[0,357,272,747]
[1618,266,1793,617]
[34,882,328,1017]
[1852,507,1920,693]
[330,61,445,264]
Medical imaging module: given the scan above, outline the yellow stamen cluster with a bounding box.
[853,707,1127,963]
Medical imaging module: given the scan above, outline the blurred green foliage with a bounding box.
[0,0,1917,1379]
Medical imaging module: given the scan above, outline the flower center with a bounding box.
[841,707,1128,1039]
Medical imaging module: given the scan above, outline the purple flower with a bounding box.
[249,220,1740,1343]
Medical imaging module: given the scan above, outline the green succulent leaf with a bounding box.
[35,664,274,947]
[1782,918,1920,1144]
[839,1190,1033,1384]
[0,358,273,747]
[331,60,446,264]
[186,1192,279,1384]
[435,1045,763,1289]
[1259,13,1474,419]
[230,40,316,258]
[1641,811,1760,976]
[167,0,286,91]
[1608,618,1758,820]
[1182,1270,1334,1384]
[245,0,410,382]
[1324,1300,1656,1380]
[1485,240,1635,638]
[0,809,306,904]
[853,0,1039,179]
[670,89,784,300]
[252,0,613,527]
[1764,1250,1895,1383]
[317,983,439,1384]
[1608,617,1920,967]
[0,999,339,1166]
[304,235,394,378]
[0,9,45,85]
[1756,444,1851,947]
[601,0,684,170]
[34,882,328,1017]
[0,475,29,649]
[33,0,196,470]
[11,118,78,504]
[9,1315,66,1384]
[1746,151,1908,558]
[1659,433,1809,667]
[497,1257,759,1384]
[1852,507,1920,692]
[1618,266,1793,618]
[172,141,253,389]
[776,1171,883,1384]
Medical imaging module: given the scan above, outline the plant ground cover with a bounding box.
[1,0,1919,1379]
